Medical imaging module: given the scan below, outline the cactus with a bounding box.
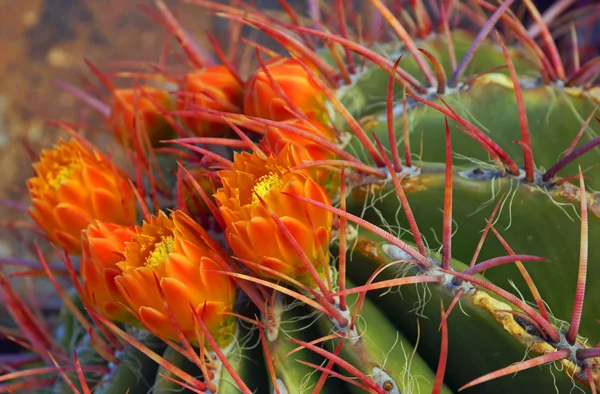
[2,1,600,393]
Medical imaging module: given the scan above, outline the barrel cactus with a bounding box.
[2,0,599,393]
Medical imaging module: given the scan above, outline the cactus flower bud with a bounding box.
[27,139,137,255]
[109,86,175,148]
[178,65,243,137]
[261,118,336,162]
[114,211,237,347]
[243,57,326,121]
[81,221,135,322]
[214,148,333,287]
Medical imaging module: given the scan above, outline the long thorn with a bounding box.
[442,118,453,269]
[288,338,388,394]
[372,134,428,256]
[563,104,599,158]
[433,302,449,394]
[154,0,214,68]
[387,56,404,172]
[543,136,600,181]
[419,48,447,94]
[459,349,569,391]
[369,0,436,86]
[190,305,252,394]
[445,269,560,343]
[566,168,588,344]
[339,167,348,311]
[283,193,431,268]
[449,0,516,87]
[463,254,549,276]
[522,0,566,80]
[490,226,551,323]
[293,58,386,167]
[498,34,535,182]
[402,87,412,167]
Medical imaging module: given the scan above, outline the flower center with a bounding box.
[252,172,283,204]
[145,236,174,268]
[48,161,80,189]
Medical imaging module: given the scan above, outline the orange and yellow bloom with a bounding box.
[214,149,333,287]
[81,221,135,323]
[178,65,243,137]
[27,138,137,255]
[243,57,326,122]
[114,210,236,346]
[109,86,175,147]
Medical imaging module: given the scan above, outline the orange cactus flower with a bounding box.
[81,221,135,323]
[243,57,326,122]
[261,118,336,163]
[109,86,175,147]
[114,210,237,347]
[214,149,333,287]
[178,65,243,137]
[27,138,137,255]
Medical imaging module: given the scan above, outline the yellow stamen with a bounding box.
[252,172,283,203]
[145,236,174,268]
[48,162,81,189]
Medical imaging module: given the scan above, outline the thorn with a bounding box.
[282,24,426,93]
[371,133,427,256]
[563,106,599,158]
[444,269,560,343]
[459,349,569,391]
[287,337,388,394]
[402,87,413,167]
[469,194,505,268]
[449,0,516,87]
[154,0,214,68]
[334,0,356,74]
[282,192,431,268]
[313,339,345,393]
[433,302,449,394]
[566,168,589,344]
[293,58,387,167]
[53,80,110,118]
[387,56,404,172]
[91,311,208,391]
[463,254,549,276]
[338,167,348,312]
[490,226,552,323]
[204,30,244,86]
[418,48,447,94]
[190,304,252,394]
[84,59,115,92]
[442,118,453,269]
[253,194,339,309]
[522,0,566,80]
[369,0,436,86]
[256,316,280,394]
[543,136,600,181]
[497,34,535,182]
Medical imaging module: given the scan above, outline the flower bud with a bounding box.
[81,221,135,322]
[178,65,243,137]
[109,86,175,147]
[214,149,333,287]
[27,139,137,255]
[243,57,326,121]
[115,211,237,347]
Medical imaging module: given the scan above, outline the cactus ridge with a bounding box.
[2,0,600,393]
